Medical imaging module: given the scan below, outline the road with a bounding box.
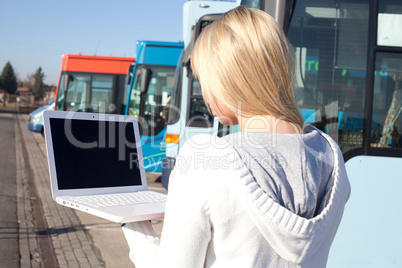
[0,113,19,267]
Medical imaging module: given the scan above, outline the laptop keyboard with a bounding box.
[70,192,166,208]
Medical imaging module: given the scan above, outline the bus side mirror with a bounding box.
[126,62,135,85]
[140,68,152,93]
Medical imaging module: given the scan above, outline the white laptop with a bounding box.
[43,110,166,223]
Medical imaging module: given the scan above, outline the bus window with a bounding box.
[371,53,402,148]
[217,123,231,138]
[91,75,114,113]
[65,73,91,112]
[167,51,183,125]
[370,0,402,148]
[217,123,240,138]
[128,68,142,117]
[377,0,402,47]
[187,77,214,127]
[287,0,370,156]
[128,65,176,136]
[55,74,66,111]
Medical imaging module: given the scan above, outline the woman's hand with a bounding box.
[121,221,160,266]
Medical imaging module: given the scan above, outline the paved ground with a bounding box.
[0,113,19,267]
[1,113,167,267]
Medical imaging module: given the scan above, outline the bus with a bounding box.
[165,0,402,266]
[54,54,135,115]
[279,0,402,266]
[125,40,183,173]
[162,0,238,188]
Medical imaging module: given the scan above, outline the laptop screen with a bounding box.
[49,118,142,190]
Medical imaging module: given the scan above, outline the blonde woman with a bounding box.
[122,6,350,267]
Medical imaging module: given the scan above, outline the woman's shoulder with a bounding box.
[178,134,234,157]
[172,134,241,177]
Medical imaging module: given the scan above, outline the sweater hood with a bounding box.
[226,130,351,264]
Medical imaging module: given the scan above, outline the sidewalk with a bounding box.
[15,114,166,268]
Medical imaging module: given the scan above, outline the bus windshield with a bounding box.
[287,0,370,158]
[127,64,176,136]
[56,72,119,113]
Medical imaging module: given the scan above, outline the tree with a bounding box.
[32,67,46,100]
[0,62,18,106]
[0,62,18,95]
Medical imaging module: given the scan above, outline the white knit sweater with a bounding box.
[122,130,351,267]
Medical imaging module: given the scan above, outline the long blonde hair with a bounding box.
[191,6,304,128]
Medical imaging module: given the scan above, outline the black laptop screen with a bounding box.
[50,118,142,190]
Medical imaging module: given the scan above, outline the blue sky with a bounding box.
[0,0,187,85]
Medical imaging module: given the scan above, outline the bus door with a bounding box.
[127,64,176,172]
[162,13,233,188]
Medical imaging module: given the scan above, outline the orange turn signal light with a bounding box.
[166,134,180,144]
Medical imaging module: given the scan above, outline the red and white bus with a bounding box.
[54,54,135,114]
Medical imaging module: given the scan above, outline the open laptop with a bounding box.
[43,110,166,223]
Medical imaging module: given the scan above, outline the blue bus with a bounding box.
[125,40,183,173]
